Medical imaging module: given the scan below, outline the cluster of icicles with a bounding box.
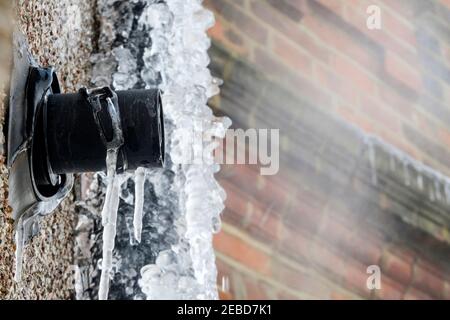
[138,0,231,300]
[96,0,230,300]
[365,134,450,203]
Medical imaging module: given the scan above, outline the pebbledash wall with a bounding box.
[0,0,95,299]
[206,0,450,299]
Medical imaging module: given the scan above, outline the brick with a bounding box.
[272,36,313,76]
[267,0,304,22]
[315,64,358,106]
[277,291,299,300]
[221,180,282,241]
[385,51,422,92]
[381,250,413,285]
[403,124,450,169]
[253,48,332,107]
[313,0,345,16]
[374,275,405,300]
[214,229,272,276]
[380,0,422,19]
[310,241,346,279]
[331,54,376,94]
[218,165,290,208]
[302,1,382,76]
[342,0,420,70]
[317,215,352,246]
[318,215,383,266]
[403,287,433,300]
[250,0,330,63]
[330,291,357,300]
[418,50,450,86]
[279,224,312,262]
[274,262,332,298]
[303,15,364,63]
[283,196,325,235]
[439,128,450,146]
[207,0,269,44]
[411,261,445,298]
[218,290,233,300]
[358,94,402,134]
[208,18,250,57]
[243,277,271,300]
[378,84,414,120]
[375,2,417,47]
[224,29,245,48]
[342,259,372,298]
[336,105,375,133]
[221,181,254,221]
[416,28,441,56]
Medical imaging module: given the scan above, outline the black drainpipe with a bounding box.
[7,34,165,235]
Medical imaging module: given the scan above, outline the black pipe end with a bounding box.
[44,88,165,174]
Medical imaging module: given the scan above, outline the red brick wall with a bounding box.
[206,0,450,300]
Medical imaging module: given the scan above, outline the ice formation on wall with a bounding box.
[364,133,450,205]
[76,0,230,300]
[98,96,125,299]
[136,0,230,300]
[14,182,73,282]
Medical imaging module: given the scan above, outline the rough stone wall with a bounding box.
[0,0,95,299]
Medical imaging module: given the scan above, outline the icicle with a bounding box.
[101,150,118,225]
[434,178,442,201]
[367,138,377,185]
[98,94,125,300]
[133,167,146,243]
[389,153,396,171]
[221,276,229,293]
[417,173,424,191]
[98,161,122,300]
[429,181,435,202]
[403,160,410,186]
[445,180,450,204]
[14,216,24,282]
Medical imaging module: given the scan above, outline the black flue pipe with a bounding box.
[44,89,165,174]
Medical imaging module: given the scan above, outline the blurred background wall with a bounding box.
[206,0,450,299]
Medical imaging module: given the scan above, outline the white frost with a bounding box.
[14,217,24,282]
[98,151,123,300]
[137,0,230,300]
[133,167,146,243]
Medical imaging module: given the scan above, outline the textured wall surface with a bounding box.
[0,0,95,299]
[206,0,450,299]
[0,0,13,299]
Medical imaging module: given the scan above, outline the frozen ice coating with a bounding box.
[362,132,450,206]
[12,164,74,283]
[98,174,122,299]
[98,94,126,299]
[137,0,230,300]
[80,0,230,300]
[133,167,146,243]
[13,217,24,283]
